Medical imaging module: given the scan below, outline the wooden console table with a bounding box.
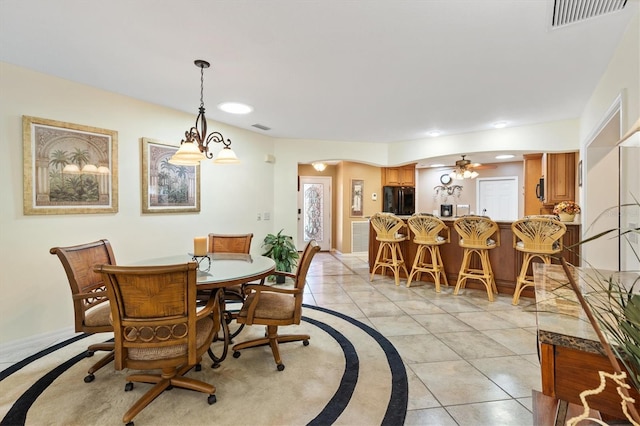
[534,264,640,422]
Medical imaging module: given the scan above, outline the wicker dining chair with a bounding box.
[95,262,219,426]
[232,240,320,371]
[50,239,117,383]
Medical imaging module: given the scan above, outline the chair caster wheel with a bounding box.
[195,364,202,371]
[303,340,309,346]
[126,422,134,426]
[125,382,133,391]
[208,394,217,404]
[167,385,174,391]
[84,373,95,383]
[233,351,241,358]
[277,364,285,371]
[86,350,95,358]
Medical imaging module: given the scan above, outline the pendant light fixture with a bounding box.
[169,60,240,165]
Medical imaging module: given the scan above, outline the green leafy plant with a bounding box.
[262,229,299,276]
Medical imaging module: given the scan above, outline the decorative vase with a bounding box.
[558,213,575,222]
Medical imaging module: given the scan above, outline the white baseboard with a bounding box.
[1,327,76,363]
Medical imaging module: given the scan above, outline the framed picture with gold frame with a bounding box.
[23,116,118,215]
[141,138,200,213]
[351,179,364,217]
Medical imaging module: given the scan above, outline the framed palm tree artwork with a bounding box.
[141,138,200,213]
[22,116,118,215]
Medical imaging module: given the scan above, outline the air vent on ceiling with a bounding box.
[552,0,627,28]
[252,123,271,131]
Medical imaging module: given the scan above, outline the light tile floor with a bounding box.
[305,251,541,426]
[1,251,542,425]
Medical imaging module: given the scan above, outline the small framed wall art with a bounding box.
[351,178,364,217]
[23,116,118,215]
[141,138,200,213]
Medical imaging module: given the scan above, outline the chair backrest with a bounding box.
[291,240,320,321]
[208,233,253,254]
[512,217,566,253]
[407,213,450,244]
[95,262,213,370]
[370,212,405,240]
[50,239,117,333]
[454,216,500,248]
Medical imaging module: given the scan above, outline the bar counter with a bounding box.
[368,217,581,299]
[533,263,640,420]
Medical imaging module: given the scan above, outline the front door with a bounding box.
[298,176,331,251]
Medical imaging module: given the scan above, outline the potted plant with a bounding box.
[262,229,299,283]
[560,199,640,423]
[553,200,581,222]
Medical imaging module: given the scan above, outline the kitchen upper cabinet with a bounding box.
[382,164,415,186]
[524,152,577,215]
[543,152,576,205]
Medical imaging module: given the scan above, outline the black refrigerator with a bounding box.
[382,186,415,215]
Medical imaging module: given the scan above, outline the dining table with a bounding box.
[131,252,276,365]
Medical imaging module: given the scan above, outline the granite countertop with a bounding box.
[533,263,639,356]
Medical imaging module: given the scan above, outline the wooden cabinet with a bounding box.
[523,154,543,216]
[543,152,576,205]
[382,164,415,186]
[524,152,577,215]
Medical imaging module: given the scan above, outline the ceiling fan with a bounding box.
[447,155,495,179]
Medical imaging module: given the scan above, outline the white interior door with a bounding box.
[298,176,331,251]
[477,177,518,221]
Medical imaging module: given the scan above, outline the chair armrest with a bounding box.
[243,284,300,296]
[273,270,296,280]
[196,290,219,320]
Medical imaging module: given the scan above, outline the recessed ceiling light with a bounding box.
[495,154,515,159]
[218,102,253,114]
[493,121,508,129]
[430,163,446,168]
[428,130,441,137]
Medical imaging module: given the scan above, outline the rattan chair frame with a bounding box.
[50,239,117,383]
[95,262,218,425]
[453,216,500,301]
[511,217,566,305]
[370,212,409,286]
[406,214,450,291]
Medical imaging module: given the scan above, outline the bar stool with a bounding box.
[511,216,566,305]
[406,213,450,291]
[370,212,409,286]
[453,216,500,301]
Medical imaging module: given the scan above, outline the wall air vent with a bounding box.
[252,123,271,131]
[552,0,627,28]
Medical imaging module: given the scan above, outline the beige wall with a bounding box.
[579,11,639,267]
[0,63,277,345]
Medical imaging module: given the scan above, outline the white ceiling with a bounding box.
[1,0,637,167]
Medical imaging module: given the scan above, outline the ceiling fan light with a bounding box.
[470,171,479,178]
